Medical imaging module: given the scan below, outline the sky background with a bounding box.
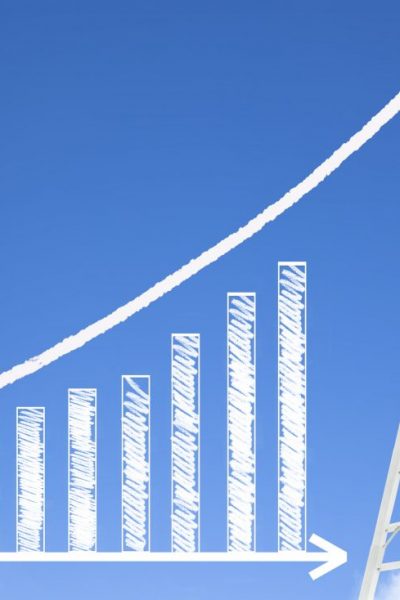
[0,1,400,598]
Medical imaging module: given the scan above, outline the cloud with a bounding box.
[376,572,400,600]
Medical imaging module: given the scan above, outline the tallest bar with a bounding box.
[278,262,307,551]
[122,375,150,552]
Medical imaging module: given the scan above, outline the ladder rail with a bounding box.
[359,425,400,600]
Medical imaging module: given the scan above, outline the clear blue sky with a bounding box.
[0,1,399,598]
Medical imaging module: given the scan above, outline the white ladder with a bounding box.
[359,425,400,599]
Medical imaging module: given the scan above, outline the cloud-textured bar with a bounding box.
[68,388,97,552]
[122,376,150,551]
[278,263,307,551]
[171,334,200,552]
[17,407,45,552]
[227,293,256,551]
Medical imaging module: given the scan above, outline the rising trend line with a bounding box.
[1,92,399,390]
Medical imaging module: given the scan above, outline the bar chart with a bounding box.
[0,262,346,580]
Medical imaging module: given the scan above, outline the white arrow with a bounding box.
[0,533,346,580]
[305,534,348,580]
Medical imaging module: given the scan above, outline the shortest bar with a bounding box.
[171,334,200,553]
[17,407,45,552]
[227,294,256,552]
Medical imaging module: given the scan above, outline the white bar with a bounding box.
[68,388,97,552]
[171,334,200,552]
[122,375,150,551]
[227,293,256,551]
[16,407,45,552]
[278,262,307,551]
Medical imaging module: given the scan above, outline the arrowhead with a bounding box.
[307,533,347,580]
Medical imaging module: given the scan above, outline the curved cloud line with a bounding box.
[1,92,399,390]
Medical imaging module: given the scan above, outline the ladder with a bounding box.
[359,425,400,599]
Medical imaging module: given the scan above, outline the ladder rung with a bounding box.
[380,561,400,572]
[386,522,400,533]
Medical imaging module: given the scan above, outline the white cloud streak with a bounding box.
[0,92,398,391]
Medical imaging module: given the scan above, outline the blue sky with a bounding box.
[0,1,399,598]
